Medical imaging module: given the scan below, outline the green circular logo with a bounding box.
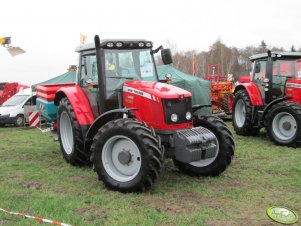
[267,206,299,224]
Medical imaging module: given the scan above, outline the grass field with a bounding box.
[0,124,300,226]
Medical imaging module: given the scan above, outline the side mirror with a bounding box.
[254,62,261,73]
[161,49,173,65]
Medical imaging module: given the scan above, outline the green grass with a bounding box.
[0,124,300,226]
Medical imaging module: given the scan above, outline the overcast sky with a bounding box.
[1,0,301,85]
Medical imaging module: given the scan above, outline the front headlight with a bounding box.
[171,113,178,122]
[186,112,192,120]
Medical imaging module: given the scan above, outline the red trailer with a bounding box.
[0,82,29,105]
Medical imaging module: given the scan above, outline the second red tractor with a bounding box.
[233,50,301,146]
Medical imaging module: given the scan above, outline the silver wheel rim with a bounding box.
[16,116,23,126]
[59,111,74,155]
[190,133,219,167]
[102,135,141,182]
[235,99,246,128]
[272,112,297,141]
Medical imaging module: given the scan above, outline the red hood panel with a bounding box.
[123,81,191,99]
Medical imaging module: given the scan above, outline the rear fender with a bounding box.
[54,85,94,126]
[84,108,137,153]
[234,83,264,106]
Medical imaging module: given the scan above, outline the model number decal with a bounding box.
[123,86,152,100]
[286,83,301,88]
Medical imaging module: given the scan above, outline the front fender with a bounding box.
[235,83,264,106]
[84,108,137,153]
[54,85,94,126]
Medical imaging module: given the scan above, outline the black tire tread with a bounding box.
[58,97,90,166]
[266,101,301,146]
[174,115,235,176]
[91,118,164,193]
[232,90,259,136]
[222,92,233,113]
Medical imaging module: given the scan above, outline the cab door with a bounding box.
[78,53,100,118]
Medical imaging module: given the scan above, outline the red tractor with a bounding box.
[233,50,301,146]
[37,36,235,192]
[206,64,234,114]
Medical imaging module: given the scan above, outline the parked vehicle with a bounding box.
[233,51,301,146]
[36,36,235,193]
[0,88,36,126]
[0,82,29,105]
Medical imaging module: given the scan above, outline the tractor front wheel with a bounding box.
[266,101,301,146]
[91,118,164,193]
[173,115,235,176]
[58,97,90,166]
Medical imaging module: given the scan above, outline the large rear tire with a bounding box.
[58,97,90,166]
[91,118,164,193]
[173,115,235,176]
[266,101,301,146]
[232,89,259,136]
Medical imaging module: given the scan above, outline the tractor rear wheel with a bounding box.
[232,89,259,136]
[91,118,164,193]
[173,115,234,176]
[58,97,90,166]
[223,93,233,113]
[266,101,301,146]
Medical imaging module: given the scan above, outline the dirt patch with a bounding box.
[74,206,107,222]
[22,181,46,190]
[70,175,85,181]
[133,193,194,215]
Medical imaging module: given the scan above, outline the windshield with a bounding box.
[2,95,29,106]
[104,49,158,82]
[253,58,301,81]
[0,83,6,90]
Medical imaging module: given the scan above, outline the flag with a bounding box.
[80,34,87,45]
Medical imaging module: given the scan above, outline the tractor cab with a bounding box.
[75,40,171,117]
[250,51,301,103]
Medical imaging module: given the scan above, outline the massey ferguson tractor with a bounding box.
[36,35,235,193]
[233,50,301,146]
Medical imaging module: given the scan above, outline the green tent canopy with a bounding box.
[31,66,76,92]
[31,64,211,115]
[157,65,211,115]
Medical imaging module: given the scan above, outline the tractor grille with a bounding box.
[162,97,192,124]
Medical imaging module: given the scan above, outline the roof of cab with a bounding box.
[15,88,32,95]
[75,39,148,52]
[250,52,301,61]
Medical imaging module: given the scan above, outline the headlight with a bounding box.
[138,42,145,47]
[186,112,192,120]
[171,113,178,122]
[116,42,123,47]
[106,42,114,48]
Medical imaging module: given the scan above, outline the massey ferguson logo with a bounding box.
[286,83,301,88]
[123,86,152,100]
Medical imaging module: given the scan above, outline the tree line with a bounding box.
[157,40,299,80]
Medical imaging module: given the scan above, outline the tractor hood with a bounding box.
[123,81,192,99]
